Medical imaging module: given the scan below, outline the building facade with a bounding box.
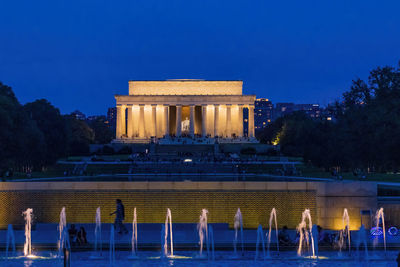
[114,80,256,142]
[274,102,320,120]
[254,98,273,131]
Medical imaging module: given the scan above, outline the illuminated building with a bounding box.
[114,80,256,142]
[254,98,273,131]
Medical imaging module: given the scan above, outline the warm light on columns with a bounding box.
[119,105,126,138]
[214,104,220,137]
[164,105,169,137]
[226,104,232,137]
[248,105,255,138]
[138,104,145,138]
[127,105,133,138]
[201,105,207,137]
[238,105,244,137]
[151,104,157,137]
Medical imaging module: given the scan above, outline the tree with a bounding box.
[0,82,45,172]
[87,117,114,144]
[65,116,94,156]
[24,99,67,165]
[258,61,400,173]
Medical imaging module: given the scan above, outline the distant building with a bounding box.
[274,103,295,120]
[107,107,117,129]
[254,98,273,131]
[70,110,86,120]
[114,80,255,142]
[294,104,321,118]
[87,115,107,122]
[273,103,320,120]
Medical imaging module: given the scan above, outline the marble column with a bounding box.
[238,105,244,137]
[127,105,133,138]
[176,105,182,137]
[116,105,122,138]
[248,105,255,138]
[151,104,157,137]
[201,105,207,137]
[226,104,232,137]
[139,104,145,138]
[214,104,219,137]
[118,105,126,138]
[164,105,169,137]
[189,105,195,137]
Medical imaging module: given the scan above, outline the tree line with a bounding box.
[0,82,114,173]
[258,62,400,173]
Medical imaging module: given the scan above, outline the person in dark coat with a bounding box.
[110,199,128,234]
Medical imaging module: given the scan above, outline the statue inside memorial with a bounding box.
[181,117,190,133]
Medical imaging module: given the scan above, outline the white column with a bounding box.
[139,104,145,138]
[164,105,169,137]
[201,105,207,137]
[132,105,139,137]
[176,105,182,137]
[116,105,122,138]
[189,105,195,137]
[127,105,133,138]
[226,104,232,137]
[248,105,255,138]
[214,104,219,137]
[151,104,157,137]
[238,105,244,137]
[119,105,126,138]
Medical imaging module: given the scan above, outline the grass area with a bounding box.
[5,157,400,183]
[61,154,132,162]
[299,165,400,183]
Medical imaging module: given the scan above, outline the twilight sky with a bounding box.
[1,0,400,115]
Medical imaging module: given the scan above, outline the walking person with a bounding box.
[110,199,128,234]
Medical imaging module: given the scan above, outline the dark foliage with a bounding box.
[258,62,400,172]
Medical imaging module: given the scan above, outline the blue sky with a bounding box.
[1,0,399,115]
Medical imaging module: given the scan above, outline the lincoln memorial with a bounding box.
[114,80,256,143]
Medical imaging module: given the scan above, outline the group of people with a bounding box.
[68,225,88,246]
[67,199,128,247]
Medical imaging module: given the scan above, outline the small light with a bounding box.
[370,227,383,236]
[388,227,398,236]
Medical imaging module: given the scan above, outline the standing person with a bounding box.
[110,199,128,234]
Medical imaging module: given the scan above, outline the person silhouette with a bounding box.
[110,199,128,234]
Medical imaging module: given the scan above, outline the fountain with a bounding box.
[197,209,209,258]
[296,209,315,258]
[58,207,70,257]
[109,224,115,265]
[92,207,102,258]
[163,208,174,257]
[266,208,279,257]
[233,208,244,256]
[6,224,16,257]
[23,208,33,257]
[131,207,138,257]
[339,208,351,255]
[208,224,215,260]
[356,224,369,261]
[311,224,319,259]
[255,224,266,260]
[374,207,386,253]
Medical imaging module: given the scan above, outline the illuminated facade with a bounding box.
[255,98,273,131]
[114,80,256,142]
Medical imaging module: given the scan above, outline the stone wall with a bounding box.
[0,181,377,231]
